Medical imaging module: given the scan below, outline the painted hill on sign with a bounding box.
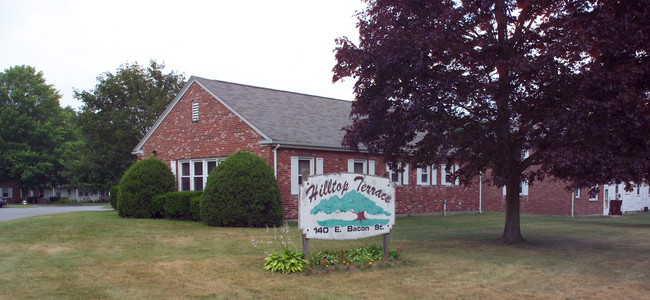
[310,190,391,227]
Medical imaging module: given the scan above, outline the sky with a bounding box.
[0,0,366,110]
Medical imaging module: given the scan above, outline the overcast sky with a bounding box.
[0,0,365,110]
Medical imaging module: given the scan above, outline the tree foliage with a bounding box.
[0,65,80,190]
[74,60,185,191]
[334,0,649,243]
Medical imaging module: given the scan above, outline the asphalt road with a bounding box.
[0,205,114,221]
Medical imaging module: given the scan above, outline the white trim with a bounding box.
[291,157,299,195]
[431,165,437,185]
[386,163,403,185]
[291,156,315,195]
[316,158,324,175]
[170,161,177,177]
[441,164,459,186]
[177,157,224,191]
[369,160,375,176]
[403,164,409,185]
[417,166,430,186]
[348,158,369,174]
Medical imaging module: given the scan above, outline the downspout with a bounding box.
[479,172,483,214]
[273,144,280,178]
[571,191,575,217]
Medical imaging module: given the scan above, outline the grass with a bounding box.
[0,211,649,299]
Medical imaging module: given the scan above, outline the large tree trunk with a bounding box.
[499,180,526,244]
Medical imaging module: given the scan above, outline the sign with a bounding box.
[299,173,395,240]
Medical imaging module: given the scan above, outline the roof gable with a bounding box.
[133,76,353,153]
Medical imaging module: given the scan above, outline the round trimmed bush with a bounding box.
[109,185,119,209]
[201,151,283,227]
[118,157,175,218]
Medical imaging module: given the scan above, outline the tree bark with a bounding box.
[499,179,526,244]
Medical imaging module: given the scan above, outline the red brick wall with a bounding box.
[140,82,602,218]
[0,180,21,203]
[141,82,271,164]
[481,179,603,216]
[275,148,481,219]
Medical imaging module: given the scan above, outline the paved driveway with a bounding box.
[0,205,114,221]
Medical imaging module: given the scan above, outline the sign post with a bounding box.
[298,173,396,260]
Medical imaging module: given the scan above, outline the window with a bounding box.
[347,159,375,175]
[503,181,529,196]
[416,166,430,186]
[386,163,408,185]
[441,164,459,186]
[291,156,323,195]
[298,159,311,185]
[575,189,580,198]
[194,161,203,191]
[589,186,598,201]
[192,102,199,122]
[0,187,12,198]
[178,158,224,191]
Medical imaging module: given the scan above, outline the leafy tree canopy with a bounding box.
[334,0,649,243]
[0,65,79,190]
[73,60,185,191]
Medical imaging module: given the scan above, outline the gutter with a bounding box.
[259,140,369,153]
[273,144,280,178]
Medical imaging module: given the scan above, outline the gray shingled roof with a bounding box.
[194,76,353,149]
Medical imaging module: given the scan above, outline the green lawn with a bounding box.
[1,211,648,299]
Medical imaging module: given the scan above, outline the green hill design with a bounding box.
[310,190,390,227]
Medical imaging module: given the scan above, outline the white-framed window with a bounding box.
[291,156,323,195]
[503,181,529,196]
[575,189,581,198]
[0,187,12,198]
[178,157,224,191]
[386,163,408,185]
[441,164,459,186]
[589,186,598,201]
[347,159,375,175]
[416,166,430,186]
[192,102,199,122]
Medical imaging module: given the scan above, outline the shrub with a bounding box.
[118,157,175,218]
[201,151,283,227]
[151,194,167,219]
[190,195,202,222]
[163,191,202,220]
[109,185,120,209]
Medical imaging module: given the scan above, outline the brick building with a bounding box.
[132,76,610,218]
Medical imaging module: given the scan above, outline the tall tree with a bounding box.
[334,0,649,243]
[75,60,185,191]
[0,65,77,190]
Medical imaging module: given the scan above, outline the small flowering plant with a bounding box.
[252,223,308,274]
[250,223,296,255]
[252,225,407,274]
[307,243,406,272]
